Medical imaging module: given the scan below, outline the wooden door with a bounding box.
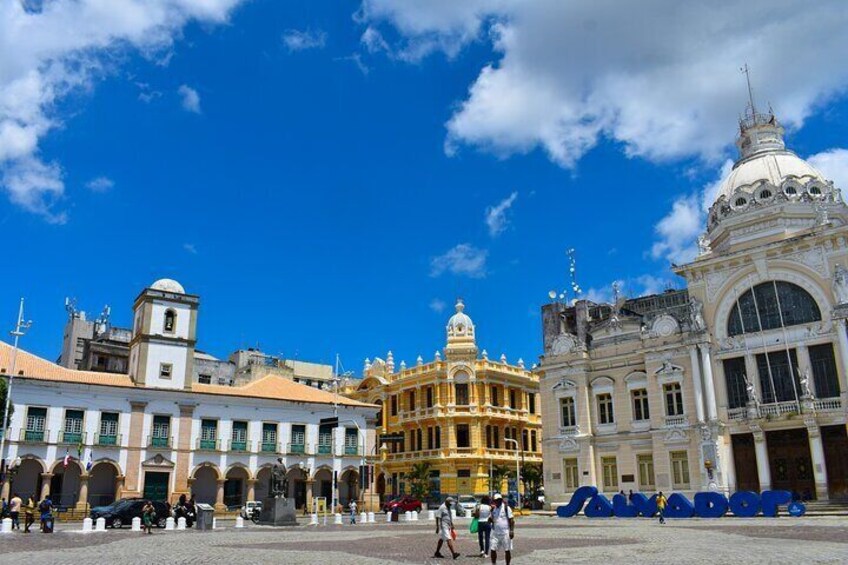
[822,425,848,500]
[732,433,760,492]
[767,429,815,500]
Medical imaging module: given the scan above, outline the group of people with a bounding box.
[1,492,54,532]
[173,494,198,528]
[435,494,515,564]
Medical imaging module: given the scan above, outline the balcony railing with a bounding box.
[759,401,799,418]
[728,407,747,421]
[813,398,843,412]
[340,443,363,457]
[317,442,333,455]
[260,441,279,454]
[94,433,121,447]
[196,438,222,451]
[20,429,48,443]
[287,442,308,455]
[148,435,171,449]
[58,430,85,444]
[229,439,251,453]
[664,415,688,427]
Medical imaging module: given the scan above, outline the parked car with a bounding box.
[382,495,422,513]
[240,500,263,520]
[90,498,170,528]
[457,495,477,516]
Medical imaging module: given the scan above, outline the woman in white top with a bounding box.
[474,495,493,556]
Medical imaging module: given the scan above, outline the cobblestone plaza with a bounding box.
[0,515,845,564]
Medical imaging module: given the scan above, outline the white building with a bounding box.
[1,279,378,512]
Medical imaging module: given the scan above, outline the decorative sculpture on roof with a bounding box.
[744,375,760,407]
[833,264,848,305]
[799,367,815,400]
[689,297,706,332]
[697,234,711,255]
[814,201,829,226]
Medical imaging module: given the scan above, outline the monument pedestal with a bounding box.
[258,497,298,526]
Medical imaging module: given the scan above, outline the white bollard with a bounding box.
[132,517,142,531]
[411,510,419,521]
[213,518,217,530]
[428,510,435,521]
[235,516,244,529]
[386,511,392,523]
[334,513,342,525]
[165,517,175,531]
[95,517,106,532]
[310,513,318,525]
[359,511,367,523]
[82,517,93,533]
[367,512,375,523]
[1,518,11,533]
[177,517,187,530]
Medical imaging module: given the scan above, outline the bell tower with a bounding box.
[128,278,198,390]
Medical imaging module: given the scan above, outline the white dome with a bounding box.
[447,299,474,333]
[717,150,828,201]
[150,278,185,294]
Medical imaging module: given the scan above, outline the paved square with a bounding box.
[0,515,846,564]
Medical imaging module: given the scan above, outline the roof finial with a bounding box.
[741,63,757,117]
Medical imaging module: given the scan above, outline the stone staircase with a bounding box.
[799,500,848,516]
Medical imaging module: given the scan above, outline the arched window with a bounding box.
[164,309,177,333]
[727,281,821,337]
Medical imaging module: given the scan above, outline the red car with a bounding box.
[382,495,423,513]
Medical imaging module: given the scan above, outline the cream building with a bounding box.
[540,105,848,505]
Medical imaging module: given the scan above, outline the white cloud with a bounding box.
[809,149,848,194]
[430,243,488,278]
[358,1,848,167]
[183,243,198,254]
[429,298,446,313]
[178,84,201,113]
[0,0,244,220]
[336,53,370,76]
[282,28,327,52]
[582,274,674,304]
[85,176,114,192]
[485,191,518,237]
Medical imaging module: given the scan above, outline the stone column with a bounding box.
[215,479,226,511]
[172,404,195,502]
[123,401,148,497]
[115,475,125,500]
[246,478,257,502]
[1,476,10,501]
[40,473,53,500]
[699,344,718,420]
[807,424,830,501]
[835,320,848,391]
[75,473,90,511]
[752,428,771,491]
[305,479,315,512]
[689,346,706,422]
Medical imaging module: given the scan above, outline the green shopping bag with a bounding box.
[470,517,479,534]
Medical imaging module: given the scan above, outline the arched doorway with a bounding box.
[10,457,45,502]
[88,461,119,507]
[255,465,272,502]
[339,468,359,506]
[286,466,307,509]
[313,467,333,509]
[191,464,219,505]
[50,460,82,510]
[224,465,250,509]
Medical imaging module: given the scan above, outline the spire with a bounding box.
[736,66,785,160]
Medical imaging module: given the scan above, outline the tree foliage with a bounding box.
[404,461,432,500]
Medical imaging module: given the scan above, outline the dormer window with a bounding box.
[784,185,797,196]
[164,309,176,333]
[758,189,772,199]
[734,197,747,207]
[809,185,822,196]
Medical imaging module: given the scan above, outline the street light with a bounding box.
[504,438,521,510]
[1,299,32,489]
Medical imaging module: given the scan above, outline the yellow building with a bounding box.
[346,300,542,504]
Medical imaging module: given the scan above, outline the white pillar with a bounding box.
[753,430,771,491]
[689,346,706,422]
[835,320,848,393]
[95,517,106,532]
[82,518,93,533]
[165,517,175,530]
[807,426,830,501]
[699,344,718,420]
[177,517,187,530]
[132,517,141,532]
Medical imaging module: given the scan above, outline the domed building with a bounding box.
[539,106,848,506]
[346,300,543,505]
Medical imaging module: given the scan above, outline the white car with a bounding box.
[240,500,263,519]
[457,495,478,516]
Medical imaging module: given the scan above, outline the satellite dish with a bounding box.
[548,290,557,299]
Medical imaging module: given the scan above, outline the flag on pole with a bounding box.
[86,451,93,472]
[63,449,70,468]
[77,439,84,460]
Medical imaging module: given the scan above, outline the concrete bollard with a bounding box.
[235,516,244,529]
[334,513,342,525]
[82,518,93,533]
[367,512,375,523]
[95,517,106,532]
[386,512,392,523]
[213,518,217,530]
[359,511,367,523]
[310,513,318,525]
[1,518,11,533]
[165,517,175,531]
[132,517,142,531]
[428,510,436,521]
[411,510,419,521]
[177,517,187,530]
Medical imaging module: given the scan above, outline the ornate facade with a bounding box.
[540,106,848,505]
[346,300,542,502]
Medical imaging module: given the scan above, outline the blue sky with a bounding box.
[2,1,848,372]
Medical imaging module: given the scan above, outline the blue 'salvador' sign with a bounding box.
[556,486,807,518]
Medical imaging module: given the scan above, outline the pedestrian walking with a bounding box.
[656,491,667,525]
[9,492,22,530]
[23,496,35,533]
[434,497,460,560]
[474,495,493,557]
[38,495,53,533]
[489,494,514,565]
[142,501,156,534]
[349,499,357,524]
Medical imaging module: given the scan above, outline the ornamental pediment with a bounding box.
[141,453,175,468]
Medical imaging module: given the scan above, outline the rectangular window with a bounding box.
[151,415,170,447]
[637,454,655,489]
[664,383,684,416]
[391,395,398,416]
[485,425,492,448]
[318,425,333,454]
[491,386,500,407]
[756,349,800,403]
[200,419,218,450]
[509,389,517,409]
[290,424,306,453]
[435,426,441,449]
[723,357,749,409]
[231,421,248,451]
[345,427,359,455]
[261,423,278,452]
[531,430,537,452]
[809,343,841,398]
[456,424,470,448]
[563,458,579,490]
[62,409,84,444]
[198,374,212,384]
[528,393,536,414]
[428,427,434,450]
[455,383,469,405]
[25,407,47,442]
[597,393,614,425]
[632,389,650,421]
[522,429,529,451]
[457,469,471,478]
[408,390,416,412]
[426,387,434,408]
[159,363,172,379]
[671,451,691,489]
[492,426,499,449]
[98,412,119,445]
[601,457,618,490]
[560,397,576,427]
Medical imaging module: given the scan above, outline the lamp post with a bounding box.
[504,438,521,510]
[1,299,32,490]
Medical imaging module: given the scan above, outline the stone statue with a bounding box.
[834,264,848,304]
[814,201,829,226]
[799,367,815,399]
[744,376,760,407]
[697,234,711,255]
[270,458,288,498]
[689,297,705,332]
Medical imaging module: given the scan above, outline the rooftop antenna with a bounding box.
[64,297,79,319]
[566,248,582,302]
[741,63,756,116]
